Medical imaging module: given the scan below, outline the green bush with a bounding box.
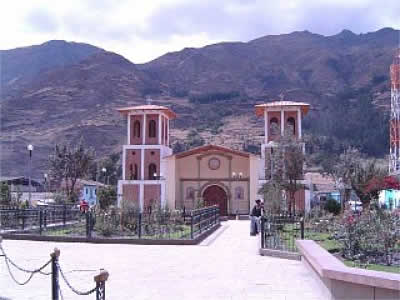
[98,186,117,210]
[324,198,341,215]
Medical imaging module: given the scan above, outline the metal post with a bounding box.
[39,209,43,235]
[86,212,90,238]
[63,205,66,226]
[22,212,25,230]
[190,212,194,239]
[44,209,47,229]
[199,211,202,234]
[51,248,60,300]
[260,217,265,248]
[94,269,109,300]
[300,217,305,239]
[138,212,142,239]
[183,206,186,222]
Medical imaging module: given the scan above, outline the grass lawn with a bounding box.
[304,231,342,253]
[343,260,400,274]
[43,222,193,240]
[304,230,400,274]
[43,223,86,236]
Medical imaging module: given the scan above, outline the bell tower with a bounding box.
[117,104,176,211]
[255,100,309,179]
[255,100,310,212]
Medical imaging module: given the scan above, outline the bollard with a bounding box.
[51,248,60,300]
[94,269,109,300]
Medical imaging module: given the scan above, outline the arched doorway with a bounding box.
[203,185,228,215]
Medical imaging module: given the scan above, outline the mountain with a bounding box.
[141,28,397,101]
[1,28,399,178]
[1,40,104,95]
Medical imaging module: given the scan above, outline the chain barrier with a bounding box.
[0,241,52,286]
[0,243,52,274]
[1,236,109,299]
[57,261,97,296]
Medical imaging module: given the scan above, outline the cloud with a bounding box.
[25,8,59,33]
[142,0,400,42]
[1,0,399,64]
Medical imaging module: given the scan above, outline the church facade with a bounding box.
[117,101,311,215]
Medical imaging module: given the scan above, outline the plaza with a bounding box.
[0,220,325,300]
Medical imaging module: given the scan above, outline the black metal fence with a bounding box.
[0,205,82,234]
[260,214,304,252]
[90,205,220,240]
[0,237,109,299]
[1,205,220,241]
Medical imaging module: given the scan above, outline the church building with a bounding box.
[117,101,311,215]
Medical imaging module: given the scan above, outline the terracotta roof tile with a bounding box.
[117,104,176,119]
[255,101,310,116]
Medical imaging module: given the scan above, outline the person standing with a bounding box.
[250,199,262,236]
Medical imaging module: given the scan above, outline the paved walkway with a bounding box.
[0,220,325,300]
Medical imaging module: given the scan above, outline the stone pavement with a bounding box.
[0,220,325,300]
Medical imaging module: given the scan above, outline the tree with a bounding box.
[0,182,11,206]
[89,153,121,185]
[279,138,306,214]
[48,139,95,202]
[321,147,362,211]
[97,186,117,209]
[261,131,305,214]
[365,175,400,203]
[258,180,283,213]
[324,198,341,215]
[350,159,386,210]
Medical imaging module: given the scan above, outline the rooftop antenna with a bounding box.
[146,97,153,105]
[278,93,285,101]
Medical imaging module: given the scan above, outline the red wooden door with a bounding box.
[203,185,227,215]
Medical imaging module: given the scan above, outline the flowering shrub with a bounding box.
[336,210,400,265]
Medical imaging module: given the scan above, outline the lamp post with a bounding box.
[102,167,107,185]
[27,144,33,205]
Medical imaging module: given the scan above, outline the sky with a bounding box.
[1,0,399,63]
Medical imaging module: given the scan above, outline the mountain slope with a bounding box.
[1,28,399,178]
[1,40,104,94]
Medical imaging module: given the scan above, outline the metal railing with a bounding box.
[89,205,220,240]
[190,206,220,239]
[0,206,83,234]
[260,214,304,252]
[1,205,220,241]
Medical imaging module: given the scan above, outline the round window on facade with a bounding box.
[208,157,221,170]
